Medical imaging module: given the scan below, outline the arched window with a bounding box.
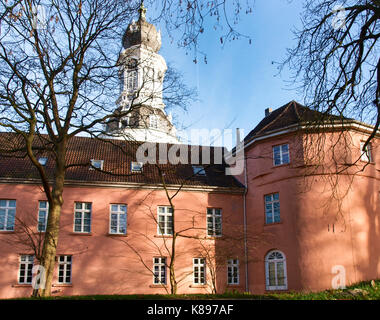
[265,250,287,290]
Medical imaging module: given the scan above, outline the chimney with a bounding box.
[236,128,241,144]
[265,108,273,117]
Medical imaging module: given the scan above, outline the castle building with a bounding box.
[0,5,379,299]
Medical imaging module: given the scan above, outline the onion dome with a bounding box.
[122,2,162,52]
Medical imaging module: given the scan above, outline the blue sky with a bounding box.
[155,0,305,146]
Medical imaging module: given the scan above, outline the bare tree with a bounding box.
[148,0,254,60]
[0,0,253,297]
[282,0,379,149]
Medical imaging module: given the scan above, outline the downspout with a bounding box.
[243,154,249,293]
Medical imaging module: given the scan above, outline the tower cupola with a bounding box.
[122,2,162,53]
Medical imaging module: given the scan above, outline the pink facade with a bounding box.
[0,102,379,298]
[239,127,379,293]
[0,183,245,298]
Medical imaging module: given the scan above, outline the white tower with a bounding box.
[106,3,179,144]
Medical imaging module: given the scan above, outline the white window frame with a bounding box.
[18,255,34,284]
[265,193,280,224]
[227,259,239,285]
[131,161,143,173]
[149,115,158,129]
[90,159,104,170]
[273,144,290,166]
[207,208,222,237]
[157,206,173,236]
[0,199,16,231]
[360,141,373,163]
[58,255,72,284]
[153,257,167,285]
[73,202,92,233]
[38,201,49,232]
[109,204,127,235]
[193,258,206,285]
[126,69,138,92]
[265,250,288,291]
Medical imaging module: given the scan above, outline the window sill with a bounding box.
[189,284,208,289]
[226,284,242,288]
[107,233,128,237]
[264,221,283,226]
[206,235,223,239]
[149,284,168,289]
[70,232,92,236]
[272,163,290,169]
[265,288,288,293]
[154,235,173,239]
[0,231,14,234]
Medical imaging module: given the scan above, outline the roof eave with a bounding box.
[0,177,245,194]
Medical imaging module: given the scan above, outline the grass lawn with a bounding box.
[7,279,380,300]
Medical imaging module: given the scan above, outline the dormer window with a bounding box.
[131,161,143,173]
[38,157,48,166]
[192,165,206,176]
[90,159,104,170]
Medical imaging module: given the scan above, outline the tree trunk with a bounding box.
[37,140,67,297]
[169,233,177,294]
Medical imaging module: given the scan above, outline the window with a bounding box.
[74,202,91,233]
[227,259,239,285]
[265,250,287,290]
[126,69,138,92]
[265,193,280,224]
[149,115,158,129]
[193,258,206,285]
[360,141,373,162]
[273,144,290,166]
[58,255,72,284]
[90,159,103,170]
[131,161,143,173]
[192,165,206,176]
[0,199,16,231]
[38,157,48,166]
[38,201,49,232]
[153,257,166,285]
[18,255,34,284]
[157,206,173,236]
[207,208,222,237]
[109,204,127,234]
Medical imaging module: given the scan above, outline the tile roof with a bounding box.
[244,100,350,144]
[0,133,244,191]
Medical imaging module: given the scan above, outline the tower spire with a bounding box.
[138,1,146,21]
